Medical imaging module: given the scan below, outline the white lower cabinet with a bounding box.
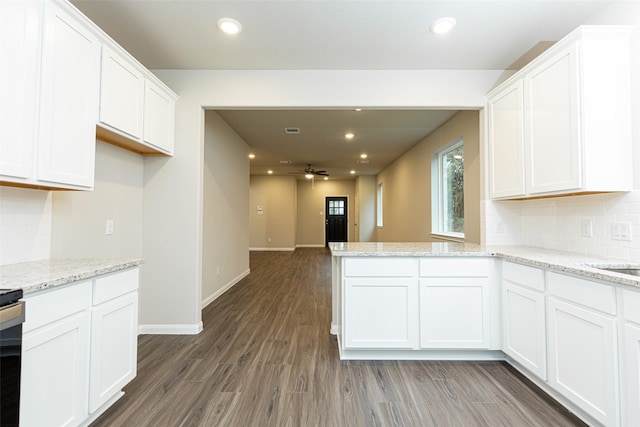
[343,277,419,348]
[547,296,618,426]
[502,262,547,380]
[621,289,640,426]
[89,291,138,412]
[20,268,139,427]
[21,311,91,427]
[420,278,489,348]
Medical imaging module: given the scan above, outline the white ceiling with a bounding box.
[71,0,640,178]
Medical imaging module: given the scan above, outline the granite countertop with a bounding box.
[329,242,640,288]
[0,258,143,295]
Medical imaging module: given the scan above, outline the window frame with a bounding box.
[376,182,383,228]
[431,137,465,241]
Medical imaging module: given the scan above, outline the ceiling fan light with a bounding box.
[305,173,314,179]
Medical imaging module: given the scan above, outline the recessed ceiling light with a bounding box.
[267,170,273,174]
[360,153,368,159]
[217,17,242,35]
[354,108,363,112]
[350,170,356,175]
[345,132,355,140]
[430,17,456,35]
[324,177,329,180]
[248,153,255,159]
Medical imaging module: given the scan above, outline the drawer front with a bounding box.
[23,280,91,333]
[502,261,545,292]
[93,268,139,305]
[420,258,489,277]
[548,272,616,315]
[343,258,417,277]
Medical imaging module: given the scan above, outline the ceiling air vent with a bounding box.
[284,127,300,134]
[357,160,370,164]
[279,160,292,164]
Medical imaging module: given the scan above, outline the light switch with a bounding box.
[580,219,593,238]
[105,219,114,235]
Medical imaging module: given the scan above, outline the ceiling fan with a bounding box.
[290,164,329,178]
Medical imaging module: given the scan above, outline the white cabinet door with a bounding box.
[419,278,490,348]
[503,283,546,379]
[622,323,640,427]
[524,43,581,195]
[547,297,619,426]
[143,79,175,154]
[343,277,419,349]
[21,311,90,427]
[99,47,144,140]
[0,1,40,182]
[37,1,100,189]
[487,80,525,199]
[89,292,138,413]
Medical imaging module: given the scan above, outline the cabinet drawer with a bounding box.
[420,258,489,277]
[548,272,616,315]
[622,289,640,324]
[343,258,417,277]
[93,268,139,305]
[502,261,545,292]
[23,281,91,333]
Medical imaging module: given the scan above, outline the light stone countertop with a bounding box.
[329,242,640,288]
[0,258,143,295]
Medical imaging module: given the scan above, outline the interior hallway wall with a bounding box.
[376,111,481,243]
[202,111,250,308]
[249,175,297,250]
[296,179,356,246]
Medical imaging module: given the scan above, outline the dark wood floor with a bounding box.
[92,248,585,427]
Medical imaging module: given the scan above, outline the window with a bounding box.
[328,199,345,216]
[432,138,464,239]
[376,182,383,227]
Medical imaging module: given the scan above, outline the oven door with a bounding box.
[0,301,25,427]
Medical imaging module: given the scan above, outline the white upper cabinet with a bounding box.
[0,1,40,181]
[1,0,100,190]
[97,46,177,156]
[1,0,177,191]
[487,26,633,199]
[487,80,525,198]
[99,46,145,140]
[37,0,100,189]
[143,79,175,154]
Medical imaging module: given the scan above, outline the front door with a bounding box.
[325,197,348,246]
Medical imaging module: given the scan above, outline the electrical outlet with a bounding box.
[580,219,593,238]
[496,220,504,234]
[268,237,272,242]
[216,266,220,276]
[612,222,632,241]
[105,219,114,235]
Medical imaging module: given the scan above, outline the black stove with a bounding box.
[0,287,25,426]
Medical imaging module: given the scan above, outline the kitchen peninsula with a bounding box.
[329,241,640,426]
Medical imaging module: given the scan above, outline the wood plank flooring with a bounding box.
[91,248,586,427]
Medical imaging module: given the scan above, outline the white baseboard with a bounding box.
[201,268,250,309]
[296,244,325,248]
[249,247,295,251]
[138,322,203,335]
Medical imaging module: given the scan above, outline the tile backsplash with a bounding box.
[483,190,640,261]
[0,187,52,266]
